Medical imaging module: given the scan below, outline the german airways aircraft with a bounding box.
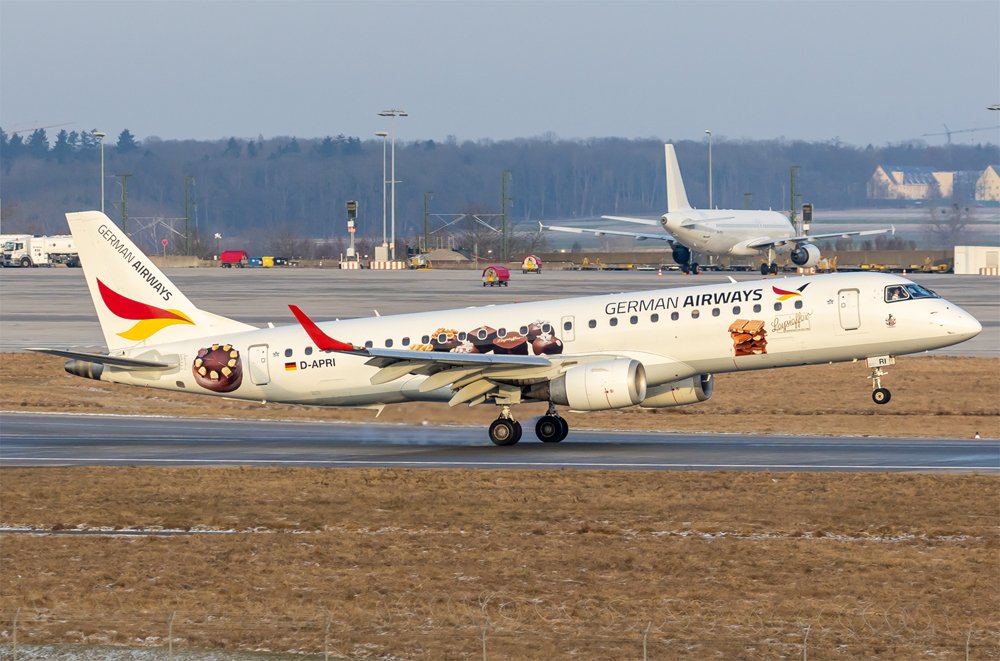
[33,211,979,446]
[541,144,893,275]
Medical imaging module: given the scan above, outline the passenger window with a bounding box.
[498,328,507,337]
[520,325,529,335]
[364,340,373,349]
[651,313,659,322]
[610,318,618,327]
[305,346,313,356]
[284,348,293,358]
[588,319,597,329]
[712,308,720,317]
[630,315,638,325]
[794,300,803,309]
[402,337,410,346]
[541,323,552,333]
[691,309,700,319]
[458,332,467,341]
[733,306,741,315]
[385,339,393,348]
[421,335,430,344]
[671,311,679,321]
[753,304,762,313]
[563,321,572,331]
[774,302,782,311]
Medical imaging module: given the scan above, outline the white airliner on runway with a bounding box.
[541,144,893,275]
[34,211,979,446]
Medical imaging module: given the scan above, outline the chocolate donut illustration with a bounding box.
[193,343,243,392]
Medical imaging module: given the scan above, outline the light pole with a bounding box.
[214,232,222,259]
[375,131,388,250]
[93,130,106,213]
[704,129,713,209]
[378,109,408,260]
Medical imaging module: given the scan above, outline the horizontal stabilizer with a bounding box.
[27,348,176,370]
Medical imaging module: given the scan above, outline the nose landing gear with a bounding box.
[867,357,895,405]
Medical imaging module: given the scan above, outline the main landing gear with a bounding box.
[759,246,778,275]
[487,404,570,446]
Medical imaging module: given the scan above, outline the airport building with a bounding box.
[868,165,998,202]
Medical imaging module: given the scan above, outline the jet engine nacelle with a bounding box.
[549,358,647,411]
[671,244,691,266]
[790,243,821,267]
[640,374,714,408]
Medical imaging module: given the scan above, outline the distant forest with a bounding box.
[1,127,996,257]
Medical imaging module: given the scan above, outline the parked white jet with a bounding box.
[34,211,979,445]
[541,144,893,275]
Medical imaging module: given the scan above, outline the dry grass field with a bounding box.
[1,469,998,659]
[1,354,998,658]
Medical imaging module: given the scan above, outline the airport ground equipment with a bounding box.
[2,235,79,267]
[482,265,510,286]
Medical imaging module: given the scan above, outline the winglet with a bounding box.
[288,305,356,351]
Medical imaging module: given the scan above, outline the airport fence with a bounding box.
[2,609,999,659]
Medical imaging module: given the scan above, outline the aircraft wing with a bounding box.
[600,215,661,227]
[27,348,176,370]
[290,304,574,406]
[745,226,895,250]
[538,222,675,244]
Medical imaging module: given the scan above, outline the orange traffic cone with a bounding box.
[657,269,662,278]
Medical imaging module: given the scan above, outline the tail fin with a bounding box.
[66,211,253,352]
[664,144,692,212]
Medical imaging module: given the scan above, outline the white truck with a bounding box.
[2,235,80,267]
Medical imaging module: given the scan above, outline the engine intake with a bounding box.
[790,243,821,267]
[549,359,647,411]
[640,374,714,408]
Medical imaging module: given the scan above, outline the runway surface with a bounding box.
[0,268,996,355]
[2,412,997,472]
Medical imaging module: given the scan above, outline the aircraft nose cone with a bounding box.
[943,309,982,340]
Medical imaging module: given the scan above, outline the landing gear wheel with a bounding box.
[690,262,700,275]
[535,416,565,443]
[681,263,690,274]
[872,388,891,405]
[769,262,779,275]
[489,418,521,446]
[556,416,569,442]
[760,262,769,276]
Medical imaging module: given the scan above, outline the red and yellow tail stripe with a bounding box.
[98,279,195,340]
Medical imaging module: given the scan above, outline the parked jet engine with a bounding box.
[640,374,713,408]
[790,243,821,267]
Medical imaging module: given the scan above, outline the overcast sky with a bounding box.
[2,0,998,147]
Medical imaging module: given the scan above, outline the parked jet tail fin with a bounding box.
[65,211,254,352]
[664,144,693,212]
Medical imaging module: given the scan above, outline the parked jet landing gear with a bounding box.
[535,405,570,443]
[488,405,523,446]
[760,262,778,276]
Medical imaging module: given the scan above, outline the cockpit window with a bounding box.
[885,284,939,302]
[904,284,938,299]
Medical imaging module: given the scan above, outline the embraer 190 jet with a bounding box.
[541,144,893,275]
[33,211,979,446]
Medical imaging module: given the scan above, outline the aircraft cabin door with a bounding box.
[560,315,576,343]
[838,289,860,331]
[248,344,270,385]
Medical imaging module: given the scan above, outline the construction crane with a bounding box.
[922,123,999,144]
[5,122,74,136]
